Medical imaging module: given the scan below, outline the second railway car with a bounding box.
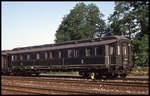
[1,35,133,79]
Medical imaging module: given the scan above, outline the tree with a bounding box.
[55,3,106,43]
[86,4,106,38]
[108,1,149,40]
[130,1,149,38]
[132,35,149,66]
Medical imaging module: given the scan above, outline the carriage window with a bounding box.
[74,49,79,57]
[96,46,104,56]
[40,52,45,59]
[79,48,85,57]
[110,46,115,55]
[54,51,59,58]
[51,51,59,58]
[14,55,17,61]
[16,55,19,61]
[86,48,95,56]
[45,52,48,60]
[11,55,14,61]
[68,49,74,58]
[110,47,113,55]
[30,53,36,60]
[27,54,30,60]
[117,45,120,55]
[16,55,18,61]
[20,55,23,61]
[123,46,127,56]
[61,50,68,58]
[37,53,40,60]
[23,54,27,60]
[49,52,53,59]
[58,51,61,58]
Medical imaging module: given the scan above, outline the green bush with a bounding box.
[131,35,149,67]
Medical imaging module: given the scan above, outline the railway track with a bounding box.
[2,85,40,95]
[2,76,148,86]
[2,75,148,82]
[2,76,149,95]
[2,84,88,95]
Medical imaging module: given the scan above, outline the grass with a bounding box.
[128,66,149,76]
[44,71,79,75]
[42,66,149,76]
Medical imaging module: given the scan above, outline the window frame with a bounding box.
[20,54,23,61]
[11,55,14,61]
[122,46,127,56]
[95,45,105,56]
[86,47,95,57]
[27,54,30,60]
[36,53,40,60]
[68,49,74,58]
[45,52,48,60]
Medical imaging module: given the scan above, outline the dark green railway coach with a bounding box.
[1,35,133,79]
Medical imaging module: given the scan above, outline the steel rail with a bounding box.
[2,84,89,95]
[2,76,148,87]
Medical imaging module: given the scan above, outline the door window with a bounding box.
[123,46,127,56]
[37,53,40,60]
[110,46,114,55]
[117,45,120,55]
[11,55,14,61]
[110,46,115,55]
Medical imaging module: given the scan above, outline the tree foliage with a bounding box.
[132,35,149,66]
[108,1,149,40]
[55,3,106,43]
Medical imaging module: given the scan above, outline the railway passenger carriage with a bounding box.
[1,35,133,79]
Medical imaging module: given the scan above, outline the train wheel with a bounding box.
[120,74,127,78]
[81,72,88,78]
[106,74,113,79]
[35,72,40,76]
[111,73,118,79]
[79,71,83,75]
[113,74,118,78]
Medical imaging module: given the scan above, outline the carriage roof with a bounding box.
[3,35,129,54]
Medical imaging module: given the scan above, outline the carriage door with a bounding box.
[121,43,129,69]
[109,44,116,64]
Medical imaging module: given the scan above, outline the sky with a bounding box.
[2,1,115,50]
